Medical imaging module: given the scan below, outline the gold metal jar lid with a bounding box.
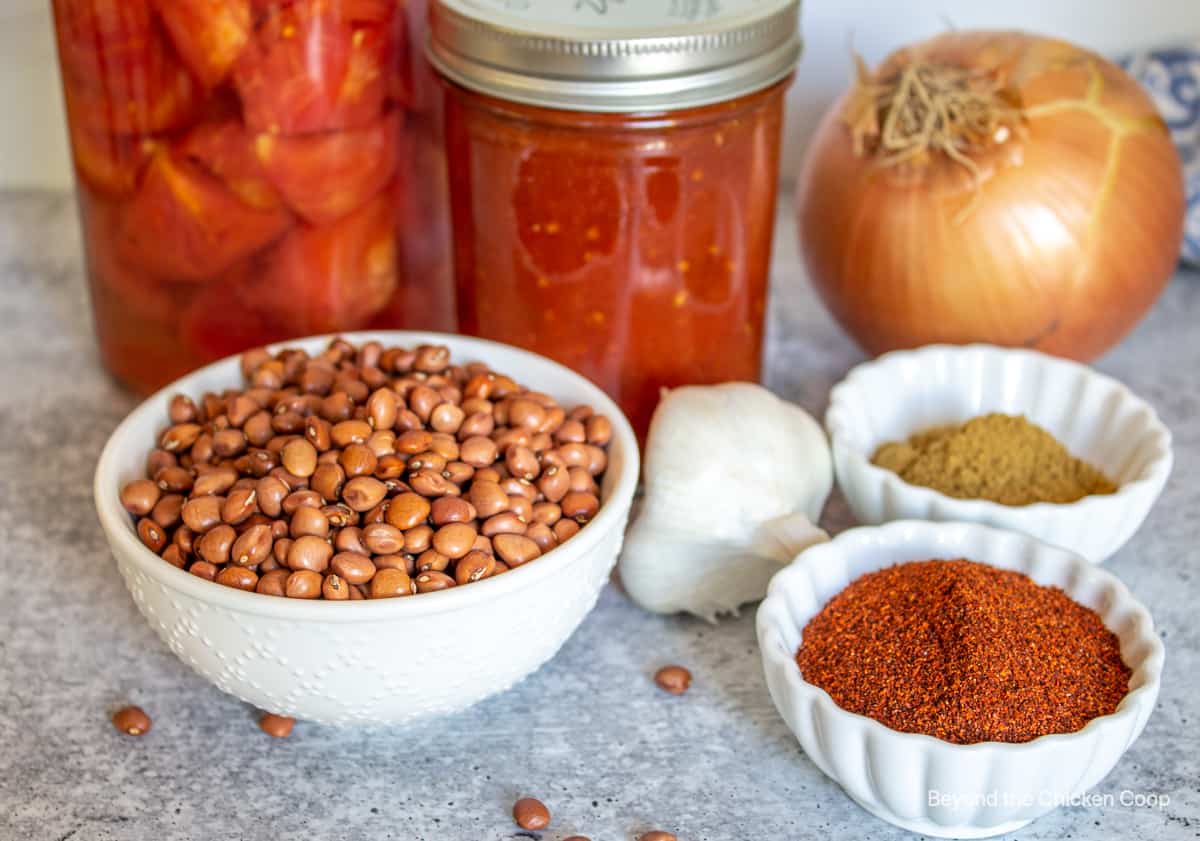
[428,0,802,113]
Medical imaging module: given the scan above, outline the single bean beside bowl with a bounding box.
[118,338,613,599]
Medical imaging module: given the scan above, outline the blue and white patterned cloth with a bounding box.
[1121,43,1200,265]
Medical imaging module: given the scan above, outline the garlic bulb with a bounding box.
[619,382,833,622]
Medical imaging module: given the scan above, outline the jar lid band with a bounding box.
[428,0,802,113]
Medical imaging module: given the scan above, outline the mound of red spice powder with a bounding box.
[796,559,1131,744]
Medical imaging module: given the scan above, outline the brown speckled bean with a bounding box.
[212,428,247,458]
[181,496,223,533]
[287,535,333,572]
[552,519,580,542]
[254,476,288,517]
[369,568,414,598]
[193,466,238,497]
[331,552,376,585]
[467,481,508,518]
[256,568,290,596]
[322,573,350,601]
[189,560,218,581]
[525,523,557,554]
[531,502,561,526]
[137,517,167,553]
[150,493,184,529]
[409,468,457,498]
[310,462,345,502]
[561,491,600,523]
[432,523,477,559]
[366,388,398,431]
[216,565,258,591]
[281,438,318,478]
[168,393,198,424]
[382,493,429,530]
[282,489,323,516]
[455,550,495,584]
[231,524,273,567]
[196,524,237,566]
[505,445,540,481]
[415,571,456,593]
[431,496,475,525]
[493,533,541,567]
[221,487,258,525]
[154,465,194,494]
[363,523,405,555]
[512,798,550,831]
[290,505,330,539]
[415,549,449,572]
[331,419,372,448]
[285,569,323,599]
[161,544,186,568]
[339,443,378,478]
[508,495,534,524]
[403,524,434,554]
[342,476,388,512]
[121,479,161,516]
[481,511,527,537]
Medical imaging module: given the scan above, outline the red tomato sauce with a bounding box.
[52,0,453,392]
[443,81,787,435]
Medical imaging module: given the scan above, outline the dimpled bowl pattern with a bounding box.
[825,344,1173,563]
[757,520,1164,839]
[95,331,640,726]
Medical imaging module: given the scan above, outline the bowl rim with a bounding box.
[757,518,1165,755]
[94,329,641,623]
[824,343,1174,517]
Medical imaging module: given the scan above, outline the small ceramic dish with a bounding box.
[825,344,1172,562]
[94,331,640,726]
[757,520,1163,839]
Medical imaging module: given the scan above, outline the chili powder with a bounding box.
[795,559,1131,744]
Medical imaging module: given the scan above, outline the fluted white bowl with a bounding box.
[94,331,639,726]
[757,520,1163,839]
[825,344,1172,562]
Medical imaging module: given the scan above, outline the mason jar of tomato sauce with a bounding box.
[429,0,799,435]
[52,0,454,393]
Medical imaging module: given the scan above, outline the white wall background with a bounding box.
[3,0,1197,191]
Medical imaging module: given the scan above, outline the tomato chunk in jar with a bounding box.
[53,0,453,393]
[443,83,786,435]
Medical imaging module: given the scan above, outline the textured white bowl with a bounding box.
[757,520,1164,839]
[94,331,640,726]
[825,344,1173,562]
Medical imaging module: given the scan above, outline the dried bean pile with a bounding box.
[119,338,613,599]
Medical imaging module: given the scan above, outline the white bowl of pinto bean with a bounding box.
[95,332,639,725]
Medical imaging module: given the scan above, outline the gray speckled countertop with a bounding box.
[0,191,1196,841]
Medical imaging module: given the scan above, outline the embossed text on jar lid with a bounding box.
[428,0,802,113]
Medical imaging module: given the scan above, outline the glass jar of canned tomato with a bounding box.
[429,0,800,435]
[52,0,454,392]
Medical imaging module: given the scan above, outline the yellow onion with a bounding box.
[796,30,1185,360]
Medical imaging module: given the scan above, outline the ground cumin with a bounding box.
[796,559,1131,744]
[871,413,1117,505]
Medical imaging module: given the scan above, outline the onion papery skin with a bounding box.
[796,31,1186,360]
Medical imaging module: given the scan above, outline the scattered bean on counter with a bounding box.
[112,705,152,736]
[259,713,295,738]
[512,797,551,830]
[654,665,692,695]
[639,832,678,841]
[120,339,614,600]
